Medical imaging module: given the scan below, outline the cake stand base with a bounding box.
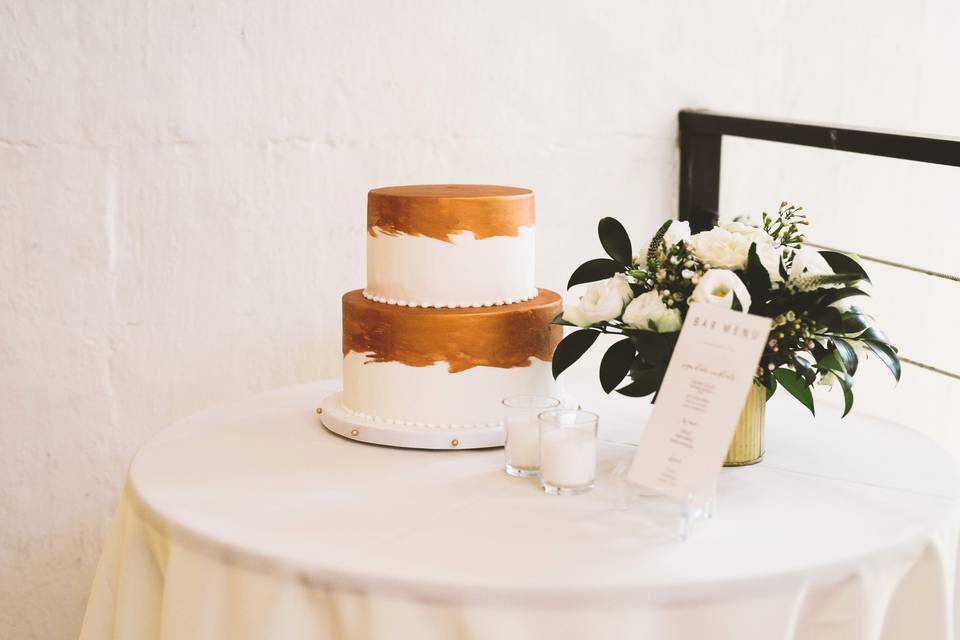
[317,392,505,450]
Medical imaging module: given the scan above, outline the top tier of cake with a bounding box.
[364,184,537,308]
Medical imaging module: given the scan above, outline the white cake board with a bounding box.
[318,391,505,450]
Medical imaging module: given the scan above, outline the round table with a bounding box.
[80,379,960,640]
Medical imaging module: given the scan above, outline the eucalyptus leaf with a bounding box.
[819,250,871,284]
[567,258,623,289]
[552,330,600,380]
[599,338,637,394]
[773,367,816,416]
[598,217,633,266]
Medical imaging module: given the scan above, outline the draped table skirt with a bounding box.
[80,380,960,640]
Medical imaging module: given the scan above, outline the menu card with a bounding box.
[627,303,772,499]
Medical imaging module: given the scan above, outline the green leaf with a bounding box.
[817,350,844,373]
[817,287,869,307]
[810,340,830,363]
[599,338,636,394]
[552,330,600,380]
[864,340,902,382]
[860,326,894,347]
[745,242,771,303]
[834,370,855,418]
[840,311,871,333]
[567,258,624,289]
[616,366,664,397]
[832,338,859,376]
[773,367,815,416]
[549,312,576,327]
[765,376,778,400]
[629,330,678,365]
[598,217,633,266]
[793,354,817,385]
[819,250,871,284]
[814,306,844,332]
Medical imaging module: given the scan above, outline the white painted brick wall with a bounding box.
[2,1,958,637]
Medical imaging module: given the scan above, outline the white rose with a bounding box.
[790,248,832,278]
[609,273,634,304]
[721,220,785,283]
[722,220,773,246]
[688,227,751,270]
[622,291,682,333]
[657,308,682,332]
[562,274,634,327]
[663,220,691,247]
[689,268,752,311]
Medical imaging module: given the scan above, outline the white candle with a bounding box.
[506,420,540,469]
[540,428,596,489]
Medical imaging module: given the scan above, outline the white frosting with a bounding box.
[361,289,539,309]
[342,352,560,427]
[366,226,536,308]
[339,404,496,430]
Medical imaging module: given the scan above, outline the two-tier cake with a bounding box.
[320,184,563,449]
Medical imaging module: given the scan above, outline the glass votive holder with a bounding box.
[538,409,599,495]
[502,395,560,477]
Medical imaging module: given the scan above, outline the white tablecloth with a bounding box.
[80,379,960,640]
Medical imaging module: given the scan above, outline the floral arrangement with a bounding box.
[552,203,901,416]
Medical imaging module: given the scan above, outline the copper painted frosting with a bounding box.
[343,289,561,373]
[367,184,535,242]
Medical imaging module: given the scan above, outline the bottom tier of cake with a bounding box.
[339,288,562,429]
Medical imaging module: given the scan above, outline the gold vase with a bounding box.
[724,384,766,466]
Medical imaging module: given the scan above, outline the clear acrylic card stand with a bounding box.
[605,446,717,541]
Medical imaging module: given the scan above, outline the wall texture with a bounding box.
[2,1,958,637]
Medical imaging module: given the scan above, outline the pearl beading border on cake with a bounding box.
[361,288,540,308]
[341,402,502,430]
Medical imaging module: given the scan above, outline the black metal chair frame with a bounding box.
[676,110,959,380]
